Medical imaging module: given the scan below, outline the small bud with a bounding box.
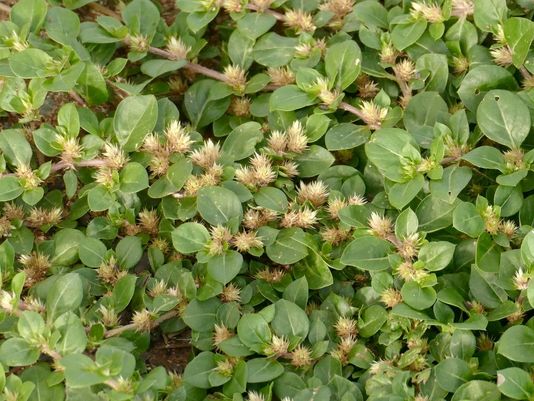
[294,43,313,58]
[284,9,316,33]
[477,333,493,351]
[279,161,300,178]
[132,309,154,332]
[16,165,41,190]
[315,77,339,107]
[216,358,235,376]
[166,36,191,60]
[56,136,83,168]
[452,56,470,74]
[482,205,500,235]
[223,65,247,94]
[6,31,29,52]
[94,167,116,189]
[380,43,398,64]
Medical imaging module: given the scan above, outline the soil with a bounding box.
[144,331,192,373]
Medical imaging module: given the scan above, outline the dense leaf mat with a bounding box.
[0,0,533,400]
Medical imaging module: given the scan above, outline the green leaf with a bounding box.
[172,222,210,254]
[497,325,534,363]
[221,122,263,161]
[0,338,40,367]
[391,20,427,50]
[504,18,534,68]
[296,145,335,178]
[246,358,284,383]
[113,95,158,152]
[207,250,243,285]
[111,275,137,312]
[116,236,143,269]
[61,354,106,388]
[46,273,83,322]
[358,305,387,337]
[197,186,243,228]
[473,0,507,32]
[271,299,309,341]
[476,90,530,149]
[435,358,471,392]
[341,236,392,270]
[497,368,534,400]
[401,281,436,310]
[0,129,32,167]
[452,381,500,401]
[79,237,107,268]
[121,0,160,40]
[266,228,309,265]
[9,49,52,78]
[119,162,149,193]
[0,176,23,201]
[147,158,192,198]
[419,241,455,271]
[253,33,298,67]
[324,40,361,90]
[325,123,369,151]
[11,0,47,32]
[270,85,316,112]
[45,7,80,45]
[237,314,271,353]
[453,202,484,237]
[254,187,288,213]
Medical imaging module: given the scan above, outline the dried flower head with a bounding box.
[255,268,286,283]
[190,140,220,169]
[223,65,247,94]
[221,283,241,302]
[166,36,190,60]
[98,305,119,327]
[228,96,251,117]
[335,317,358,338]
[284,9,316,33]
[327,198,347,219]
[98,256,126,285]
[213,323,234,347]
[319,0,354,19]
[368,212,393,238]
[26,207,62,228]
[393,59,416,82]
[57,136,83,167]
[138,209,159,235]
[127,34,150,53]
[359,101,388,130]
[232,231,262,252]
[290,345,312,368]
[165,121,193,153]
[411,1,443,23]
[264,335,289,357]
[381,288,403,308]
[281,208,317,228]
[513,268,530,290]
[321,226,351,245]
[247,391,265,401]
[285,121,308,153]
[297,181,329,207]
[16,165,41,190]
[268,67,295,87]
[3,203,24,221]
[490,46,513,67]
[19,252,50,287]
[451,0,474,17]
[132,309,154,332]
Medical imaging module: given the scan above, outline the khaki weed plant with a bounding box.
[0,0,533,400]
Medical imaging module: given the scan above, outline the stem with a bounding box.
[88,2,121,19]
[0,3,11,13]
[246,3,285,20]
[50,158,107,173]
[68,90,87,107]
[339,101,366,121]
[104,310,179,338]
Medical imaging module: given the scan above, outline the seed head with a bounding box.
[138,209,159,235]
[451,0,474,18]
[255,268,286,283]
[411,2,443,23]
[98,256,126,285]
[165,121,193,153]
[321,227,351,245]
[221,283,241,303]
[281,208,317,228]
[190,140,220,169]
[397,233,421,260]
[335,317,358,338]
[132,309,154,332]
[264,335,289,358]
[359,101,388,130]
[393,59,416,82]
[222,0,244,12]
[148,279,168,297]
[229,96,251,117]
[166,36,190,60]
[297,181,329,207]
[19,252,50,287]
[213,323,233,347]
[127,34,150,53]
[223,65,247,94]
[490,46,513,67]
[143,133,163,154]
[286,121,308,153]
[16,165,41,190]
[98,305,119,327]
[381,288,403,308]
[232,231,262,252]
[368,212,393,238]
[294,42,313,58]
[513,268,530,290]
[243,207,278,229]
[94,168,116,189]
[327,198,347,219]
[290,344,313,368]
[3,203,24,221]
[357,75,379,99]
[284,9,316,33]
[268,67,295,87]
[279,161,300,178]
[26,207,62,228]
[500,220,517,238]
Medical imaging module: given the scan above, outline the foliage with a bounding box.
[0,0,533,400]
